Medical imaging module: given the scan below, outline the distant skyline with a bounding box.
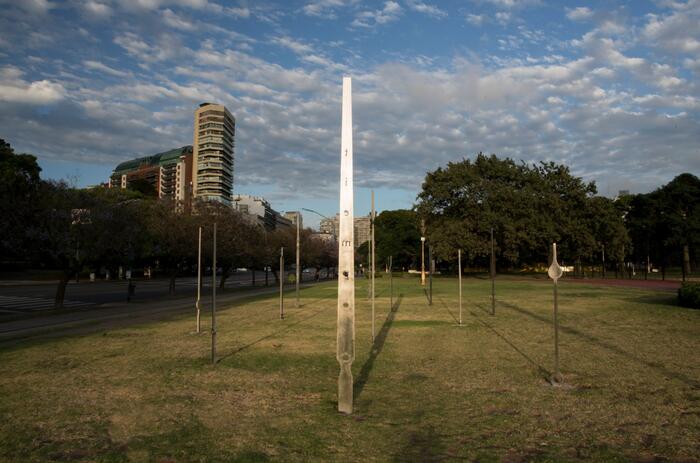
[1,0,698,228]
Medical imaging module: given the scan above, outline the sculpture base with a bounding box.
[338,363,353,414]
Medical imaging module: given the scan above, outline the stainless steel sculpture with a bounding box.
[490,227,496,316]
[296,217,300,308]
[389,255,393,310]
[211,222,217,364]
[458,248,463,325]
[428,245,433,306]
[371,190,376,341]
[547,242,563,383]
[337,76,355,414]
[196,226,202,333]
[279,247,285,320]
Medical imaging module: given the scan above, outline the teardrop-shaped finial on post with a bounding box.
[548,242,563,384]
[548,242,563,282]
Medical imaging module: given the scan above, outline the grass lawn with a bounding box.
[1,275,699,462]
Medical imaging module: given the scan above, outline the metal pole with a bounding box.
[428,245,433,306]
[421,237,426,286]
[554,278,560,381]
[548,242,563,383]
[196,226,202,333]
[458,248,462,325]
[211,222,217,364]
[491,227,496,316]
[389,255,393,310]
[279,247,284,319]
[371,190,376,341]
[296,215,300,308]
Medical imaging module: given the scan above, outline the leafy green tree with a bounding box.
[374,209,421,270]
[416,153,619,270]
[146,200,198,294]
[0,139,43,262]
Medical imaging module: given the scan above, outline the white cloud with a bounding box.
[270,36,314,55]
[162,8,195,30]
[566,6,593,21]
[643,1,700,53]
[465,13,483,25]
[0,66,65,104]
[82,0,112,18]
[406,0,446,18]
[83,60,132,78]
[114,32,187,62]
[352,1,402,27]
[302,0,350,18]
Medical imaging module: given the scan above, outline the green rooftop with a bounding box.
[113,146,192,174]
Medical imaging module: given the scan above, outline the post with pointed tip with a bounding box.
[458,248,462,325]
[490,227,496,316]
[371,190,376,341]
[279,247,285,320]
[547,242,564,383]
[389,256,393,310]
[196,226,202,333]
[211,222,217,364]
[428,244,433,306]
[296,215,300,308]
[337,76,355,414]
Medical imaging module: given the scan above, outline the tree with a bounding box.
[416,153,616,270]
[374,209,421,270]
[627,173,700,277]
[0,139,42,263]
[198,202,261,289]
[146,200,198,294]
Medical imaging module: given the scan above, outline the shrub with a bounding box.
[678,282,700,309]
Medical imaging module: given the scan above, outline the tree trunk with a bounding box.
[683,244,691,281]
[272,269,280,284]
[169,271,176,295]
[54,271,71,309]
[220,267,231,290]
[252,268,256,287]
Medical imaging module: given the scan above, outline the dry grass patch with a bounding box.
[0,277,699,462]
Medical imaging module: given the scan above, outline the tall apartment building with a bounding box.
[109,146,193,206]
[192,103,235,206]
[232,194,293,231]
[319,213,371,247]
[284,211,303,229]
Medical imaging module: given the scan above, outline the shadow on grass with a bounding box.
[354,293,403,401]
[391,425,447,462]
[217,299,330,363]
[499,300,700,388]
[471,303,552,381]
[433,296,459,324]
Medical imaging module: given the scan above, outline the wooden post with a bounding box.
[337,77,355,414]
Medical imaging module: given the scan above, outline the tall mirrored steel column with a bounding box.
[337,77,355,414]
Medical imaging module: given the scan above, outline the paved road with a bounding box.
[0,270,328,315]
[0,281,329,347]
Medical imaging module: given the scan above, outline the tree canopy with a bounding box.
[416,153,629,268]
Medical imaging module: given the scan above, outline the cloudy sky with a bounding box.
[1,0,699,227]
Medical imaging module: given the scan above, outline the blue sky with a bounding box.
[1,0,699,228]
